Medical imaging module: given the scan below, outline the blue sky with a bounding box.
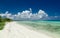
[0,0,60,16]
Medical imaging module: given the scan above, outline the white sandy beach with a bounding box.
[0,21,53,38]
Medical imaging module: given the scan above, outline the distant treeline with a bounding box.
[0,16,12,30]
[0,16,12,22]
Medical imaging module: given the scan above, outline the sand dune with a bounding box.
[0,22,53,38]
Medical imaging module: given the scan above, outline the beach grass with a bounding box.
[0,22,5,30]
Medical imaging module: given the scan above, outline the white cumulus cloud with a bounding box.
[0,8,48,20]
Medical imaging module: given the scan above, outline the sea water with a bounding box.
[17,20,60,32]
[17,21,60,37]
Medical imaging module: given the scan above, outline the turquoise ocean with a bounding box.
[17,20,60,38]
[17,21,60,33]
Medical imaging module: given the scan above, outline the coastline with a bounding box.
[0,21,53,38]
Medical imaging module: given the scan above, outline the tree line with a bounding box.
[0,16,12,30]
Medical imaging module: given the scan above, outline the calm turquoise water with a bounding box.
[17,21,60,34]
[17,21,60,26]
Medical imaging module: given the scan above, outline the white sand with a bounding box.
[0,22,53,38]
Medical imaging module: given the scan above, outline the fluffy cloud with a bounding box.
[0,8,48,20]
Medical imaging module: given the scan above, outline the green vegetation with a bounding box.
[0,16,12,30]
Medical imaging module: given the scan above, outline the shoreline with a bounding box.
[0,21,54,38]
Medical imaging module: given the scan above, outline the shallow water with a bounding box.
[17,21,60,38]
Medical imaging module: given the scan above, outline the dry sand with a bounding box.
[0,22,53,38]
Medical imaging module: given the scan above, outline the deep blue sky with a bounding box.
[0,0,60,16]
